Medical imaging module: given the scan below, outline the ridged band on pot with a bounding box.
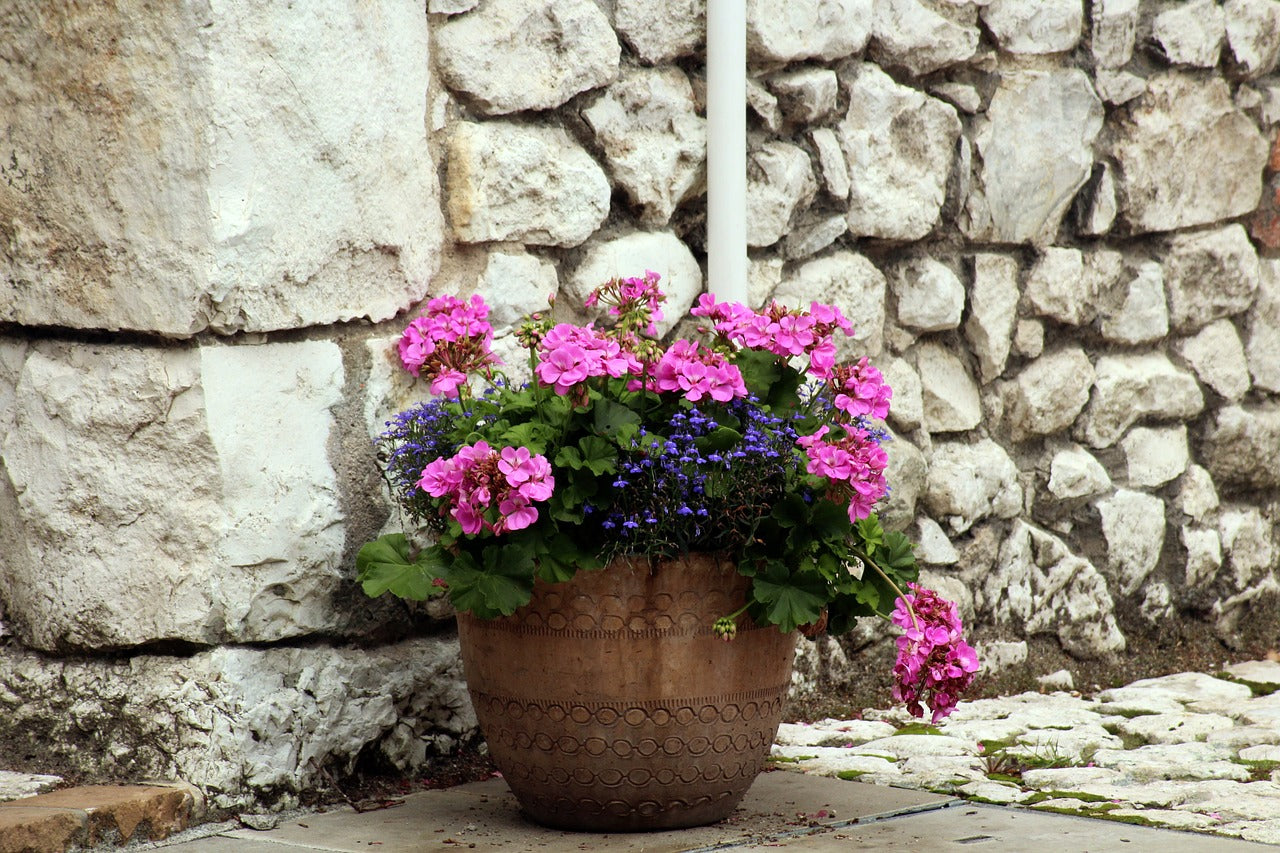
[456,551,798,832]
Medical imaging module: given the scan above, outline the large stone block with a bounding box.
[746,0,871,63]
[1077,353,1204,449]
[961,70,1103,246]
[869,0,980,76]
[1225,0,1280,78]
[1111,74,1268,234]
[1247,259,1280,394]
[1202,403,1280,491]
[964,254,1020,383]
[0,1,442,337]
[981,0,1084,55]
[0,339,359,651]
[746,142,817,248]
[924,439,1023,534]
[1152,0,1226,67]
[774,251,887,358]
[1162,225,1261,334]
[1004,347,1095,442]
[563,231,702,337]
[915,342,983,433]
[1097,490,1167,596]
[616,0,704,64]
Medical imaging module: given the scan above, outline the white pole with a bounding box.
[706,0,748,305]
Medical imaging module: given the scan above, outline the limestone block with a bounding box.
[1097,490,1167,595]
[839,64,961,241]
[446,122,610,247]
[1091,0,1139,68]
[746,78,783,132]
[930,82,982,114]
[783,215,848,261]
[1162,225,1261,334]
[1219,507,1277,590]
[746,142,817,248]
[1098,261,1169,345]
[1004,347,1095,442]
[1152,0,1226,67]
[0,339,351,651]
[869,0,981,76]
[1121,425,1190,489]
[915,343,983,433]
[748,257,786,309]
[1076,163,1119,236]
[583,68,706,225]
[616,0,703,64]
[1174,320,1251,402]
[879,432,927,531]
[880,356,924,432]
[1247,260,1280,393]
[924,439,1022,533]
[768,68,839,124]
[774,252,887,357]
[961,70,1103,246]
[1025,248,1094,326]
[1225,0,1280,78]
[746,0,871,62]
[1183,526,1223,588]
[564,231,702,338]
[1077,353,1204,448]
[916,517,960,566]
[476,252,559,337]
[810,129,852,200]
[1094,69,1148,105]
[1014,320,1045,359]
[981,0,1083,54]
[890,257,965,332]
[1176,465,1221,522]
[1202,403,1280,490]
[434,0,618,114]
[1111,74,1268,234]
[1047,445,1112,500]
[964,254,1020,383]
[0,2,442,337]
[0,638,473,810]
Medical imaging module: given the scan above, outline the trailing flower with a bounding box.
[359,274,979,721]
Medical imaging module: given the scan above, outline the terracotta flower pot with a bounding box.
[456,552,798,832]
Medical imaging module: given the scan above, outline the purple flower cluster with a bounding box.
[379,399,463,523]
[890,584,980,722]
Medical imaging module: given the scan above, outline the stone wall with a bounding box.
[2,0,1279,809]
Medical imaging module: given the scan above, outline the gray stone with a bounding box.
[446,122,610,247]
[981,0,1084,54]
[0,2,443,338]
[1175,320,1251,401]
[1094,743,1249,783]
[1013,320,1045,359]
[1104,671,1254,706]
[1208,724,1280,748]
[915,343,983,433]
[1183,526,1223,589]
[840,63,961,240]
[1036,670,1076,691]
[1004,347,1095,442]
[924,439,1022,533]
[1202,403,1280,490]
[477,252,559,337]
[962,70,1103,246]
[978,641,1029,674]
[769,68,839,124]
[615,0,703,64]
[1225,660,1280,691]
[1121,425,1190,488]
[0,771,63,802]
[1024,248,1093,326]
[583,68,706,226]
[1225,0,1280,78]
[1091,0,1139,67]
[916,516,960,565]
[1097,489,1167,595]
[857,734,979,759]
[746,142,817,248]
[1219,507,1277,591]
[775,252,887,358]
[1094,68,1148,105]
[1076,163,1119,236]
[1177,465,1221,523]
[434,0,619,114]
[929,82,982,114]
[747,0,871,62]
[748,258,785,309]
[810,128,852,200]
[784,215,849,260]
[774,720,895,748]
[1113,712,1237,745]
[890,257,965,332]
[880,432,928,531]
[880,356,924,432]
[1163,225,1261,334]
[746,77,783,132]
[1048,445,1112,500]
[1247,260,1280,393]
[1098,261,1169,345]
[964,254,1020,383]
[1112,74,1269,234]
[869,0,981,76]
[1077,353,1204,448]
[564,231,702,338]
[1152,0,1226,67]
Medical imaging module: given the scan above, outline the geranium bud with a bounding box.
[713,616,737,642]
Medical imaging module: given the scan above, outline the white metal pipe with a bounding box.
[706,0,748,305]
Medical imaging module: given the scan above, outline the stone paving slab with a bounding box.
[0,783,200,851]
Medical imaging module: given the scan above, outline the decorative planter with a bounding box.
[456,552,798,832]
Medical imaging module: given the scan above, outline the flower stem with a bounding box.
[852,546,919,632]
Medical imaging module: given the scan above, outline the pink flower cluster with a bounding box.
[585,271,665,336]
[691,295,855,378]
[418,441,553,535]
[653,339,748,403]
[796,425,889,521]
[890,584,980,722]
[535,324,643,395]
[829,357,892,421]
[398,295,498,397]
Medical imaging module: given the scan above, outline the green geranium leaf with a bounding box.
[593,399,642,437]
[500,422,549,454]
[856,515,885,552]
[751,562,828,633]
[766,363,805,410]
[811,500,853,543]
[356,534,445,601]
[881,531,919,576]
[554,446,584,470]
[576,435,617,476]
[734,349,782,398]
[771,494,809,528]
[697,426,743,453]
[446,548,535,618]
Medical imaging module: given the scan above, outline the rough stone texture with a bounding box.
[768,68,839,124]
[1111,74,1269,235]
[476,252,559,337]
[583,68,706,226]
[962,70,1103,246]
[1024,248,1093,326]
[1077,353,1205,448]
[774,252,887,358]
[889,256,964,332]
[924,439,1022,533]
[1219,507,1277,591]
[1183,526,1223,588]
[446,122,610,247]
[880,357,923,432]
[839,63,961,240]
[1094,69,1147,105]
[1004,347,1094,442]
[981,0,1084,55]
[1225,0,1280,78]
[869,0,981,76]
[0,1,443,338]
[879,433,927,531]
[1177,465,1221,523]
[615,0,703,64]
[1121,425,1190,488]
[1152,0,1226,67]
[810,128,851,200]
[747,0,871,63]
[1201,403,1280,490]
[1162,225,1261,334]
[1047,445,1112,500]
[1013,320,1045,359]
[1098,260,1169,345]
[1247,260,1280,393]
[1091,0,1139,67]
[564,231,702,337]
[434,0,619,114]
[783,214,847,260]
[746,142,818,248]
[1098,490,1167,595]
[965,254,1020,383]
[915,342,983,433]
[1076,163,1119,236]
[0,639,474,811]
[1174,320,1252,402]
